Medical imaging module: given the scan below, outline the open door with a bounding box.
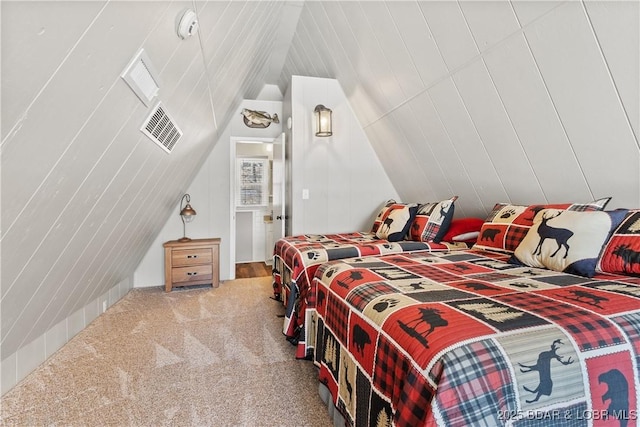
[272,132,286,243]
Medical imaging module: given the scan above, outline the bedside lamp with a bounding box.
[178,193,197,242]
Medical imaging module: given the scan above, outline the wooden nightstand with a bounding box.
[163,238,220,292]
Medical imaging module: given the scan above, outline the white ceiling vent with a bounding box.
[140,102,183,153]
[121,49,160,106]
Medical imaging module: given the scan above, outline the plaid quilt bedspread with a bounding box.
[271,232,468,359]
[313,249,640,426]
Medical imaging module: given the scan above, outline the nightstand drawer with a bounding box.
[172,264,213,284]
[172,248,212,267]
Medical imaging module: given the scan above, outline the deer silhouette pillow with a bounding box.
[408,196,458,243]
[510,209,628,277]
[473,198,611,254]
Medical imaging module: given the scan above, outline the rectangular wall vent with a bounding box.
[140,102,183,153]
[121,48,160,106]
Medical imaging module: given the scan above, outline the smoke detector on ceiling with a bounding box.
[177,9,199,40]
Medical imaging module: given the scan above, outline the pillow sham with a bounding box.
[509,209,627,277]
[597,209,640,275]
[408,196,458,243]
[375,203,418,242]
[371,199,397,233]
[472,197,611,254]
[442,217,485,243]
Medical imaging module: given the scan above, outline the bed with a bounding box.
[272,232,468,358]
[271,197,465,359]
[312,200,640,426]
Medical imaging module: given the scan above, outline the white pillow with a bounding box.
[452,231,480,242]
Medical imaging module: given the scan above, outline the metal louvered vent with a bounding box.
[140,102,183,153]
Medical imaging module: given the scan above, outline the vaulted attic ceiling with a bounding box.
[1,0,639,382]
[1,0,302,362]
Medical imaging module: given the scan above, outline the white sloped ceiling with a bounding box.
[0,0,293,362]
[279,1,639,218]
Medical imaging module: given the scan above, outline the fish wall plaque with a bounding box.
[241,108,279,128]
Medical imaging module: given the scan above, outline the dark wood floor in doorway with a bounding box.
[235,262,272,278]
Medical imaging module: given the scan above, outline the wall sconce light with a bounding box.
[178,193,197,242]
[314,105,332,137]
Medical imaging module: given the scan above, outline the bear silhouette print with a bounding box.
[599,369,629,427]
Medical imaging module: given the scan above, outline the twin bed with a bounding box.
[272,197,640,426]
[272,198,463,359]
[272,232,466,358]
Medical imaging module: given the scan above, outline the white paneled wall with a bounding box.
[523,2,639,202]
[482,34,593,203]
[287,76,399,235]
[584,1,639,139]
[280,1,640,216]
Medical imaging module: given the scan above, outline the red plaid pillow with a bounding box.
[597,209,640,275]
[408,196,458,243]
[473,198,611,253]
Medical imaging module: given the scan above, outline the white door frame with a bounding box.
[271,132,286,244]
[229,136,275,279]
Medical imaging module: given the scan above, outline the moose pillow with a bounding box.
[374,203,418,242]
[597,209,640,275]
[510,209,627,277]
[371,199,397,233]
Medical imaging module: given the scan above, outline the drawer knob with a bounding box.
[187,272,198,276]
[187,255,198,259]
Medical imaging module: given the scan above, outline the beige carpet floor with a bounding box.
[1,277,331,426]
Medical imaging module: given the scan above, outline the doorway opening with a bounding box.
[229,134,285,279]
[235,140,273,264]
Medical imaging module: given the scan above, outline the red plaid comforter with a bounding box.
[313,249,640,426]
[271,232,467,359]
